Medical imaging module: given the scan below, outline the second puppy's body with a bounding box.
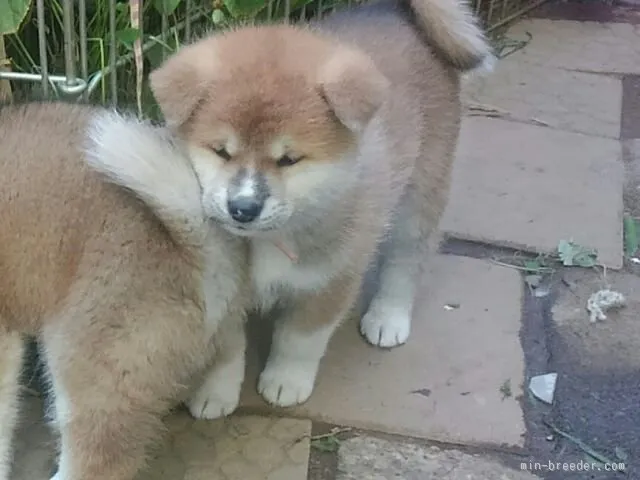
[151,0,492,410]
[0,103,247,480]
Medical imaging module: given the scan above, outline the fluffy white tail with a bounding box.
[406,0,495,71]
[84,110,206,249]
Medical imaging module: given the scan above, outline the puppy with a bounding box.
[0,102,247,480]
[149,0,493,410]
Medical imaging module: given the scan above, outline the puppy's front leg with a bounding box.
[187,313,246,420]
[258,275,359,408]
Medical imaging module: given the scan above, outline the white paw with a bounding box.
[187,382,240,420]
[360,307,411,348]
[257,361,316,407]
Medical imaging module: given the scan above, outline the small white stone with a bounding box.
[529,373,557,404]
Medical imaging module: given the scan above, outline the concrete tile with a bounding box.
[440,117,624,269]
[531,0,640,23]
[337,436,541,479]
[622,75,640,139]
[504,19,640,74]
[240,255,526,447]
[11,396,311,480]
[463,57,622,138]
[143,414,311,480]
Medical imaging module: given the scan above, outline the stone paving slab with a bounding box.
[440,117,624,269]
[531,1,640,24]
[11,396,311,480]
[337,436,540,480]
[463,56,622,138]
[140,413,310,480]
[240,254,526,447]
[622,75,640,139]
[505,19,640,74]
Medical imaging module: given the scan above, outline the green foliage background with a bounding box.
[0,0,347,111]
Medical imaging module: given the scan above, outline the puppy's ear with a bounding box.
[150,40,220,129]
[318,49,390,133]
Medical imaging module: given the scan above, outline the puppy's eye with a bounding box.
[213,147,232,161]
[276,154,303,167]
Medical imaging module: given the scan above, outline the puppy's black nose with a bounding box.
[227,197,263,223]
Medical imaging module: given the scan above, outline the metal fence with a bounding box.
[0,0,217,107]
[0,0,545,108]
[2,0,115,102]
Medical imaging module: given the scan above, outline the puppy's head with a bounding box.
[150,26,389,236]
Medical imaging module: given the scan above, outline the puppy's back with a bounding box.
[317,3,461,171]
[0,103,195,333]
[316,0,464,234]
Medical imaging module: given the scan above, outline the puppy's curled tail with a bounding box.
[403,0,495,72]
[84,110,206,250]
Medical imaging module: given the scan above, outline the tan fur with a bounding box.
[150,0,491,407]
[0,102,247,480]
[405,0,495,70]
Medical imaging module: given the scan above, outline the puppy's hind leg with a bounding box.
[360,187,434,348]
[43,299,207,480]
[0,330,25,480]
[361,119,456,349]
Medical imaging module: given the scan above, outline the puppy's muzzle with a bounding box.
[227,196,264,223]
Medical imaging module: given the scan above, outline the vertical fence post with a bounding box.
[36,0,49,97]
[109,0,118,106]
[284,0,291,23]
[161,0,168,61]
[79,0,89,99]
[0,37,11,101]
[185,0,192,42]
[62,0,77,91]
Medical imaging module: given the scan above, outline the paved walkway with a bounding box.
[12,5,640,479]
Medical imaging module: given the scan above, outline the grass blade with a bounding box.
[624,214,639,258]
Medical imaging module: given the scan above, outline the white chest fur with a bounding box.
[201,233,244,337]
[250,239,334,311]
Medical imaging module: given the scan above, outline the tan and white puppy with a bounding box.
[0,102,247,480]
[150,0,493,411]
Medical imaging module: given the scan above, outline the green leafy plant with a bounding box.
[309,427,352,453]
[4,0,331,111]
[557,239,598,268]
[224,0,269,20]
[623,214,639,258]
[0,0,31,35]
[493,239,601,290]
[154,0,182,15]
[311,435,342,453]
